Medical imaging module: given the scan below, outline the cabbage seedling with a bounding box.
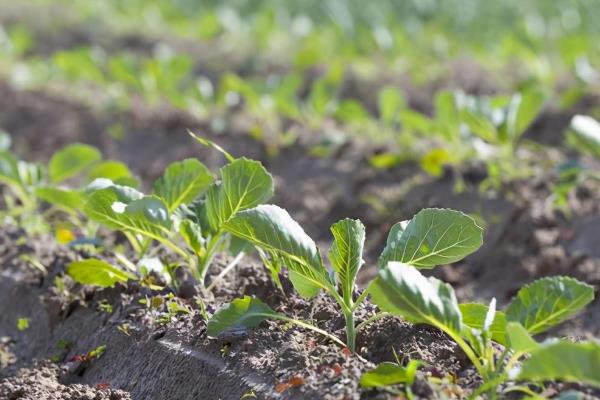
[208,207,483,352]
[367,265,597,397]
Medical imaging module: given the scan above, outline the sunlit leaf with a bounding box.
[224,205,331,297]
[459,303,507,345]
[206,158,273,229]
[67,258,135,287]
[506,276,594,334]
[378,208,483,269]
[154,158,214,212]
[368,262,462,334]
[329,218,365,303]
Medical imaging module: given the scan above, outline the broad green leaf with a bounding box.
[0,151,22,187]
[506,91,545,139]
[368,262,462,334]
[49,143,101,183]
[223,205,331,297]
[378,208,483,269]
[87,160,134,183]
[360,360,422,388]
[519,341,600,388]
[35,187,86,212]
[180,219,204,256]
[207,296,282,337]
[506,322,539,353]
[566,115,600,159]
[86,178,143,203]
[206,158,273,229]
[153,158,214,212]
[506,276,594,334]
[85,188,171,242]
[67,258,135,287]
[378,86,405,124]
[460,109,497,143]
[459,303,507,345]
[328,218,365,303]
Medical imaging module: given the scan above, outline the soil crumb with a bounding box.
[0,361,131,400]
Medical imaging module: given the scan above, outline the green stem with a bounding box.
[344,311,356,352]
[352,289,370,312]
[278,316,346,348]
[356,312,391,333]
[196,230,223,283]
[444,329,486,379]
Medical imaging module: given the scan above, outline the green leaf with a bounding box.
[87,160,134,183]
[460,109,497,143]
[360,360,422,388]
[180,219,204,256]
[567,115,600,159]
[0,151,21,187]
[223,205,331,298]
[459,303,507,345]
[506,322,539,353]
[506,276,594,334]
[207,296,282,337]
[206,158,273,229]
[328,218,365,303]
[368,262,462,334]
[85,188,171,241]
[506,90,545,139]
[188,131,235,162]
[67,258,134,287]
[35,187,86,212]
[153,158,214,212]
[519,341,600,388]
[49,143,101,183]
[378,208,483,269]
[378,86,405,124]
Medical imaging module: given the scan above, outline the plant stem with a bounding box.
[443,329,486,379]
[344,311,356,352]
[356,312,391,332]
[278,316,346,348]
[352,289,370,311]
[197,230,223,283]
[206,252,245,292]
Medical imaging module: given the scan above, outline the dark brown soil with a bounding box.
[0,226,471,399]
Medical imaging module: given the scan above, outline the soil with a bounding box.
[1,5,600,395]
[0,225,474,399]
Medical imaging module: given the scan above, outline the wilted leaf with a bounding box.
[360,360,422,388]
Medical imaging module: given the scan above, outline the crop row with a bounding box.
[1,132,599,397]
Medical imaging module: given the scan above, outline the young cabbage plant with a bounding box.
[84,147,273,284]
[553,115,600,209]
[367,263,597,397]
[0,138,136,234]
[208,207,483,352]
